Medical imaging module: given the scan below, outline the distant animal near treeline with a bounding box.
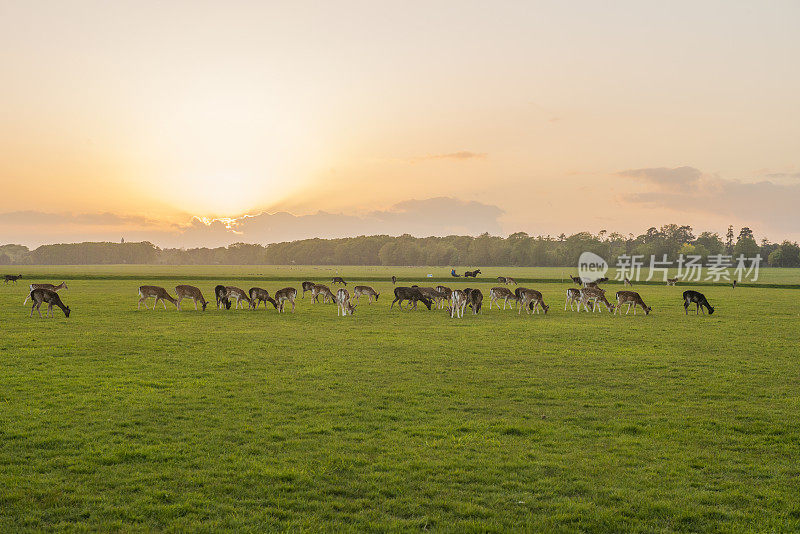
[3,224,796,267]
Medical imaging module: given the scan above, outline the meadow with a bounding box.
[1,266,799,531]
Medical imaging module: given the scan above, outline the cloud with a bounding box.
[619,166,800,236]
[0,211,166,227]
[414,151,487,161]
[764,172,800,180]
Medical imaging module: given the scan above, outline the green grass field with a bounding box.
[1,266,799,531]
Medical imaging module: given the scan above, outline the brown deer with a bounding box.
[332,276,347,286]
[175,285,208,311]
[249,287,277,309]
[489,287,517,310]
[518,288,549,314]
[569,275,583,286]
[505,277,517,285]
[352,285,379,304]
[666,277,679,286]
[391,287,432,310]
[23,282,67,305]
[414,286,444,308]
[301,281,316,298]
[214,285,231,309]
[336,288,356,316]
[4,274,22,284]
[138,285,178,310]
[579,287,614,312]
[436,286,452,308]
[497,276,507,284]
[614,291,652,315]
[565,288,583,311]
[312,284,335,304]
[225,286,253,309]
[274,287,297,312]
[29,288,70,318]
[391,275,397,285]
[623,276,632,287]
[449,289,467,318]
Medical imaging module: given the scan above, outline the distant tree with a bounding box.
[725,225,735,254]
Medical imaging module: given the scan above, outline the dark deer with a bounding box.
[683,290,714,315]
[274,287,297,312]
[215,285,232,310]
[29,288,70,318]
[332,276,347,286]
[23,282,67,305]
[497,276,507,284]
[569,275,583,286]
[391,287,432,310]
[466,288,483,314]
[391,275,397,285]
[249,287,277,309]
[301,281,316,298]
[4,274,22,284]
[464,269,481,278]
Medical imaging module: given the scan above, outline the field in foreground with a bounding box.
[1,267,799,531]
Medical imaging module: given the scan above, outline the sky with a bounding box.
[1,0,799,248]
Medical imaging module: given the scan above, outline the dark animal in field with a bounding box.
[415,287,445,308]
[23,282,67,305]
[497,276,507,284]
[4,274,22,284]
[215,285,232,309]
[464,269,481,278]
[249,287,277,309]
[569,275,583,286]
[391,287,432,310]
[392,275,397,285]
[301,281,316,298]
[336,288,356,316]
[505,277,517,285]
[732,280,737,289]
[683,290,714,315]
[175,285,208,311]
[29,288,70,318]
[353,285,379,304]
[585,277,608,288]
[332,276,347,286]
[274,287,297,312]
[614,291,651,315]
[490,287,517,310]
[565,288,583,311]
[466,288,483,314]
[623,277,632,287]
[666,277,679,286]
[138,285,178,310]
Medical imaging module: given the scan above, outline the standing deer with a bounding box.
[391,275,397,285]
[301,281,316,298]
[249,287,277,309]
[569,275,584,286]
[436,286,452,308]
[4,274,22,284]
[565,288,583,311]
[683,290,714,315]
[332,276,347,286]
[489,287,517,310]
[518,288,549,314]
[336,288,356,316]
[23,282,67,305]
[29,288,70,318]
[614,291,652,315]
[505,277,517,285]
[312,284,335,304]
[623,277,632,287]
[215,285,231,309]
[274,287,297,313]
[175,285,208,311]
[467,288,483,314]
[449,289,467,318]
[352,285,379,304]
[138,285,178,310]
[666,277,679,286]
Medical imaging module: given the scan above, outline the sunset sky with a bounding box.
[1,1,799,247]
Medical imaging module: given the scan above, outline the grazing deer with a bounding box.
[29,288,70,318]
[215,285,231,310]
[274,287,297,312]
[614,291,651,315]
[683,290,714,315]
[490,287,517,310]
[579,287,614,312]
[391,287,432,310]
[505,277,517,285]
[336,288,356,316]
[666,277,679,286]
[138,285,178,310]
[249,287,277,309]
[301,281,316,298]
[464,269,481,278]
[4,274,22,284]
[497,276,507,284]
[565,288,583,311]
[569,275,583,286]
[414,286,444,308]
[23,282,67,305]
[353,285,379,304]
[623,277,632,287]
[332,276,347,286]
[518,288,549,314]
[225,286,253,309]
[391,275,397,285]
[312,284,335,304]
[466,288,483,314]
[175,285,208,311]
[449,289,467,318]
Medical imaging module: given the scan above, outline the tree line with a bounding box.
[2,224,799,267]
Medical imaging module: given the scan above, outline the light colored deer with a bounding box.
[565,288,582,311]
[352,285,379,304]
[274,287,297,313]
[579,287,614,312]
[623,277,632,287]
[518,288,549,314]
[301,281,316,298]
[29,288,71,318]
[336,288,356,316]
[175,285,208,311]
[23,282,67,305]
[224,286,252,309]
[490,287,517,310]
[436,286,452,309]
[312,284,335,304]
[138,285,178,310]
[449,289,467,318]
[614,291,652,315]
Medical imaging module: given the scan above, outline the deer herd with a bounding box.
[7,272,719,320]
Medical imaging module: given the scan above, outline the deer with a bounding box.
[565,288,583,311]
[614,291,652,315]
[466,288,483,314]
[4,274,22,284]
[336,288,356,316]
[579,287,614,312]
[352,285,379,304]
[569,275,583,286]
[683,290,714,315]
[332,276,347,286]
[249,287,277,309]
[301,281,316,298]
[489,287,517,310]
[274,287,297,312]
[22,282,67,305]
[464,269,481,278]
[138,285,178,310]
[518,288,549,314]
[312,284,335,304]
[414,286,444,308]
[435,286,452,308]
[225,286,253,309]
[175,285,208,311]
[215,285,231,309]
[505,277,517,285]
[497,276,507,284]
[391,287,432,310]
[666,277,679,286]
[623,277,632,287]
[29,288,70,318]
[391,275,397,285]
[449,289,468,318]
